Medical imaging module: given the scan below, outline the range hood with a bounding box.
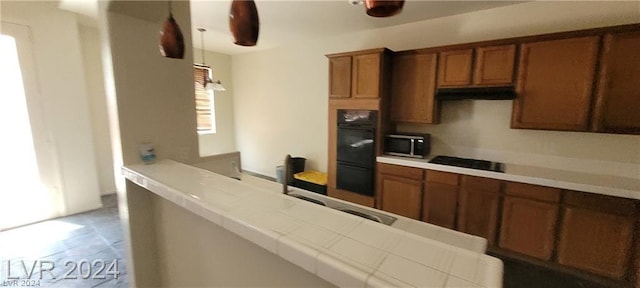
[436,86,516,100]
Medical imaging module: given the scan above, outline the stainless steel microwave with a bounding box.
[384,134,430,159]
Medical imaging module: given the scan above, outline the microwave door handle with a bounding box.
[409,139,415,156]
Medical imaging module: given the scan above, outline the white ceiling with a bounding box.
[59,0,522,55]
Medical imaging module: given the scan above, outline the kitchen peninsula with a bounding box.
[122,160,503,287]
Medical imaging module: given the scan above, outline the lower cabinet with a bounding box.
[376,163,639,284]
[457,176,501,246]
[422,170,459,229]
[498,182,561,260]
[556,191,637,279]
[377,163,423,220]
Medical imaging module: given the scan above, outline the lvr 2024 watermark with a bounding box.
[1,259,120,285]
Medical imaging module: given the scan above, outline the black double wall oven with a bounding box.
[336,110,377,196]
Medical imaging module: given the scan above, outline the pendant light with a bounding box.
[196,28,226,92]
[229,0,260,46]
[365,0,405,17]
[159,0,185,58]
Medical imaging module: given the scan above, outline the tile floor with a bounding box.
[0,194,127,287]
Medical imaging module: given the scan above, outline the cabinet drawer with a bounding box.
[461,176,501,193]
[425,170,459,185]
[564,190,638,216]
[504,182,561,203]
[378,163,423,180]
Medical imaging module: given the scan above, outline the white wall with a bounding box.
[231,1,640,178]
[194,48,237,157]
[79,24,116,195]
[1,1,102,215]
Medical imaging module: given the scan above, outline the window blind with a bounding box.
[194,66,213,132]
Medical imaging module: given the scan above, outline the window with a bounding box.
[194,65,216,134]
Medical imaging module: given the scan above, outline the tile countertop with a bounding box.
[378,156,640,200]
[123,160,503,288]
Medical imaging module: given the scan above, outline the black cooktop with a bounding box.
[429,156,504,173]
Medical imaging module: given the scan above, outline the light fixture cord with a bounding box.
[200,30,206,66]
[168,0,172,17]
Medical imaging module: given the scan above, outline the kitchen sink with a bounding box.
[288,191,396,225]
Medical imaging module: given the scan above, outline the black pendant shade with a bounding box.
[229,0,260,47]
[365,0,405,17]
[159,1,185,59]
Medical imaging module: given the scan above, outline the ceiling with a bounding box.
[59,0,522,55]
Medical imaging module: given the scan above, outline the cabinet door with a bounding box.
[592,31,640,134]
[379,174,423,220]
[328,56,352,98]
[557,207,635,279]
[457,176,501,246]
[512,37,600,131]
[351,53,381,99]
[437,49,473,87]
[473,45,516,86]
[499,197,559,260]
[390,53,438,123]
[422,182,458,229]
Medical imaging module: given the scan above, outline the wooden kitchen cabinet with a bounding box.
[473,45,516,86]
[592,31,640,134]
[437,49,473,87]
[499,182,561,260]
[457,176,501,246]
[390,52,438,124]
[377,163,423,220]
[512,36,600,131]
[422,170,459,229]
[326,49,389,99]
[556,191,638,279]
[328,56,352,98]
[437,45,516,87]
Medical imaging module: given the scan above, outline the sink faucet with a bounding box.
[283,154,291,195]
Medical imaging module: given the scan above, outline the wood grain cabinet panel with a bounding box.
[328,56,352,98]
[377,163,424,219]
[379,174,423,220]
[438,49,473,87]
[422,181,458,229]
[592,31,640,134]
[457,176,501,246]
[473,45,516,86]
[557,207,635,279]
[352,53,381,99]
[391,52,438,123]
[499,197,559,260]
[512,36,600,131]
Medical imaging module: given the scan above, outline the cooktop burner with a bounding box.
[429,156,504,173]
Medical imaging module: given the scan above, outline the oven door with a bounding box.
[337,126,375,168]
[336,163,373,196]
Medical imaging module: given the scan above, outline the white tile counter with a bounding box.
[123,160,503,288]
[378,156,640,200]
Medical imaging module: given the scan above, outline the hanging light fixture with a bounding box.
[229,0,260,46]
[159,0,185,58]
[365,0,405,17]
[196,28,226,92]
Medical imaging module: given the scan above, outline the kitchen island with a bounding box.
[122,159,503,287]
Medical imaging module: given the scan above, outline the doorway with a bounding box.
[0,22,62,230]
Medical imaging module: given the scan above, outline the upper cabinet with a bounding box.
[592,31,640,134]
[437,49,473,87]
[390,52,439,124]
[473,45,517,86]
[328,56,352,99]
[437,45,516,87]
[511,37,600,131]
[327,49,389,99]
